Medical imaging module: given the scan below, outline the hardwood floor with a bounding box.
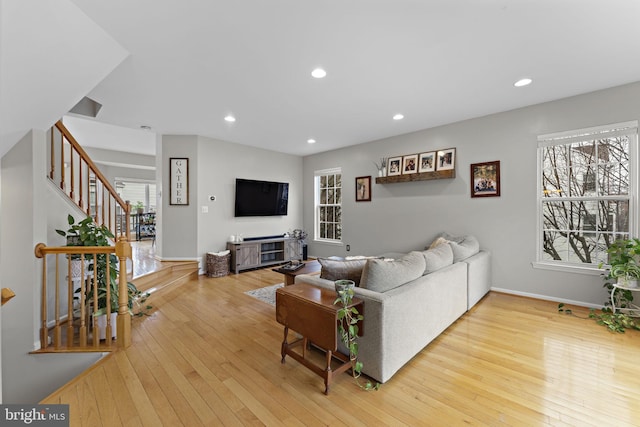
[41,266,640,426]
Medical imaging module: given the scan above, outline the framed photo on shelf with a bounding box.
[470,160,500,198]
[169,157,189,205]
[387,156,402,176]
[436,148,456,171]
[418,151,436,173]
[402,154,418,174]
[355,176,371,202]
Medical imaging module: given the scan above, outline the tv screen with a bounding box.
[234,178,289,217]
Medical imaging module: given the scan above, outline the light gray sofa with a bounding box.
[293,238,491,383]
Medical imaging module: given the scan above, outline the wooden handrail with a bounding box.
[33,239,133,352]
[49,121,131,240]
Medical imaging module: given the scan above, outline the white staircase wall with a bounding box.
[0,0,129,157]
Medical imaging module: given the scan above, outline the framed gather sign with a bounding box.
[169,157,189,205]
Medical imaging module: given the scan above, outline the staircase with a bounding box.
[34,122,200,353]
[131,261,199,298]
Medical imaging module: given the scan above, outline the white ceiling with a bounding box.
[29,1,640,156]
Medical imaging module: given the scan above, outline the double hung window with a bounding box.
[314,168,342,243]
[537,121,637,269]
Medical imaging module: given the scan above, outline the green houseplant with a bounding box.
[56,215,150,320]
[559,238,640,333]
[601,238,640,288]
[334,285,380,391]
[132,201,144,214]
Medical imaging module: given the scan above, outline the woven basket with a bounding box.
[206,253,230,277]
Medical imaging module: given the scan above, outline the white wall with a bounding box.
[1,131,101,403]
[303,81,640,307]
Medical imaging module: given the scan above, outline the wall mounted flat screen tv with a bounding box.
[234,178,289,217]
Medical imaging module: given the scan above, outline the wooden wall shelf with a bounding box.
[375,169,455,184]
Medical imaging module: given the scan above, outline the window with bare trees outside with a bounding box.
[315,168,342,243]
[537,121,637,270]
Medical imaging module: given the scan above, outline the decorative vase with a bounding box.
[96,312,118,340]
[618,277,638,288]
[382,166,387,177]
[334,279,355,294]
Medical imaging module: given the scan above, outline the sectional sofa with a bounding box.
[293,235,491,383]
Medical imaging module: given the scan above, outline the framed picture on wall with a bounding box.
[169,157,189,205]
[387,156,402,176]
[355,176,371,202]
[470,160,500,198]
[418,151,436,173]
[436,148,456,171]
[402,154,418,174]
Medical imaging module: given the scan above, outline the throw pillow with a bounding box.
[428,236,449,249]
[318,258,367,286]
[441,233,480,262]
[422,243,454,274]
[360,251,426,293]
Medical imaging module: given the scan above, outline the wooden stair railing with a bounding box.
[49,120,131,240]
[32,239,133,353]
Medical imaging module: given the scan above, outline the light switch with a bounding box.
[201,206,209,213]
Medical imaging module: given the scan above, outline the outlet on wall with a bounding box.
[346,244,350,251]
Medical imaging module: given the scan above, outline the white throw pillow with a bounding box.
[360,252,426,293]
[422,243,454,274]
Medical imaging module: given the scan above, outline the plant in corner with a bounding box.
[334,284,380,391]
[558,238,640,333]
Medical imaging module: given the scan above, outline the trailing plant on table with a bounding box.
[334,287,380,391]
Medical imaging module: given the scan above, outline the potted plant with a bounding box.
[132,201,145,215]
[601,238,640,288]
[559,238,640,333]
[57,214,150,339]
[334,286,380,391]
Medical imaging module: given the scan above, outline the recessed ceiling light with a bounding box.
[393,114,404,121]
[307,139,316,144]
[311,68,327,79]
[514,78,532,87]
[224,115,236,123]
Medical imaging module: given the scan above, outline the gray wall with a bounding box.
[158,135,198,260]
[83,146,155,187]
[1,130,101,403]
[157,134,303,267]
[195,135,304,263]
[303,81,640,307]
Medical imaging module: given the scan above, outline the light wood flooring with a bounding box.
[41,265,640,426]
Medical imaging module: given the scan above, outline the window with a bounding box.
[115,180,156,212]
[537,121,637,269]
[315,168,342,242]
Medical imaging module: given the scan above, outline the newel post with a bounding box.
[115,236,132,348]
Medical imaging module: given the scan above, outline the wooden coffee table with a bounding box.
[273,260,321,286]
[275,283,363,394]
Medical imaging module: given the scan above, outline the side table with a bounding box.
[611,282,640,317]
[275,283,363,394]
[273,260,321,286]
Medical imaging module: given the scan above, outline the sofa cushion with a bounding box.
[318,258,367,285]
[434,233,480,262]
[360,251,426,293]
[421,243,454,274]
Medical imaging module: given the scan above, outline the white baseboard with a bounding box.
[490,287,601,309]
[153,256,201,262]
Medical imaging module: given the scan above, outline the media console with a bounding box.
[227,236,303,274]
